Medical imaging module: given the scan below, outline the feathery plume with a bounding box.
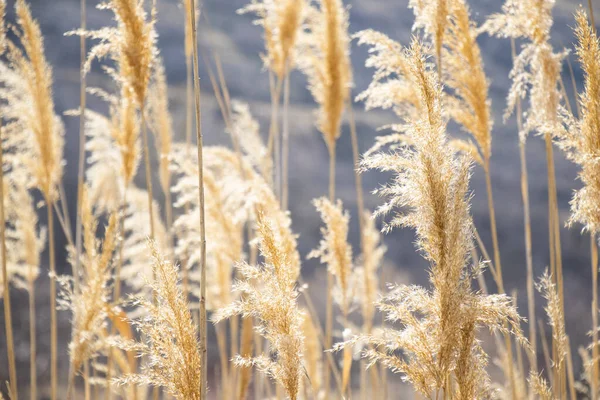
[409,0,450,70]
[309,197,354,315]
[299,0,352,151]
[554,11,600,233]
[239,0,305,78]
[536,271,567,373]
[214,209,304,400]
[1,0,65,201]
[347,38,526,397]
[443,0,492,163]
[116,241,202,399]
[60,188,118,380]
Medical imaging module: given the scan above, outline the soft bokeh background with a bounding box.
[0,0,598,398]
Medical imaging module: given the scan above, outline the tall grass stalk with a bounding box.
[593,235,599,400]
[0,118,17,400]
[188,0,208,395]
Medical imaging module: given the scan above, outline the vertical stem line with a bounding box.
[48,197,57,400]
[592,233,598,400]
[0,119,17,399]
[188,1,207,396]
[282,72,290,210]
[324,144,336,398]
[29,270,37,400]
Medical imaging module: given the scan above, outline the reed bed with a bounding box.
[1,0,600,399]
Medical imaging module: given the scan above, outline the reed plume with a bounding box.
[301,311,322,397]
[116,241,202,400]
[485,1,568,393]
[240,0,305,80]
[60,188,118,397]
[346,38,526,398]
[300,0,352,153]
[409,0,450,72]
[0,2,66,397]
[214,208,304,400]
[553,13,600,397]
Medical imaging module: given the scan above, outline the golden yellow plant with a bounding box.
[345,38,526,398]
[214,209,304,400]
[60,188,117,397]
[116,241,202,400]
[409,0,450,71]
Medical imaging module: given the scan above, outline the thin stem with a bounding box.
[84,360,91,400]
[589,0,596,34]
[324,144,336,399]
[0,119,18,399]
[29,273,37,400]
[282,72,290,210]
[216,323,230,400]
[47,198,57,400]
[592,233,598,400]
[141,110,156,239]
[188,1,208,396]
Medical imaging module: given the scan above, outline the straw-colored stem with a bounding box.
[216,323,230,400]
[282,72,290,210]
[511,36,537,373]
[188,1,207,396]
[141,110,156,239]
[267,74,283,190]
[73,0,87,301]
[47,197,57,400]
[105,185,129,400]
[84,360,90,400]
[483,161,503,289]
[0,119,18,400]
[566,336,577,400]
[589,0,596,34]
[592,233,598,400]
[325,144,336,398]
[29,273,37,400]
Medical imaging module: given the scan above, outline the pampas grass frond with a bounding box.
[536,270,567,372]
[239,0,306,78]
[309,197,354,315]
[214,209,304,400]
[2,0,65,201]
[554,11,600,233]
[409,0,450,70]
[299,0,352,151]
[0,178,44,296]
[116,240,202,400]
[60,187,118,378]
[345,37,526,398]
[443,0,492,163]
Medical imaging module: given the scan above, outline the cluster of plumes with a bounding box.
[115,241,202,400]
[147,58,173,199]
[299,0,352,151]
[81,90,139,204]
[409,0,450,71]
[76,0,157,108]
[0,178,44,297]
[239,0,306,79]
[553,12,600,234]
[0,0,65,202]
[59,188,118,377]
[309,198,354,316]
[343,38,526,398]
[483,0,566,140]
[441,0,493,165]
[214,207,304,400]
[171,145,246,311]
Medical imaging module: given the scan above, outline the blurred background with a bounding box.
[0,0,597,398]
